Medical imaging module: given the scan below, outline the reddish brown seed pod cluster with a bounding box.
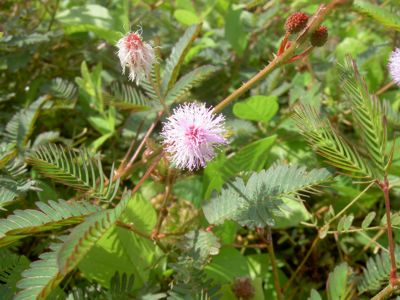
[285,12,309,34]
[310,25,329,47]
[231,277,255,300]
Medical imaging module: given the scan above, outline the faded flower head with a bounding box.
[161,102,227,171]
[231,277,255,300]
[389,48,400,86]
[116,30,155,84]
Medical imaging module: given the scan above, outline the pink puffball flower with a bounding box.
[389,48,400,86]
[116,30,155,85]
[161,102,227,171]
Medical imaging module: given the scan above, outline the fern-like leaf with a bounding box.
[340,57,386,179]
[161,24,202,94]
[104,81,150,111]
[0,249,30,291]
[57,192,130,275]
[4,97,47,152]
[203,164,331,228]
[165,65,218,104]
[293,105,374,178]
[0,199,100,247]
[358,247,400,293]
[50,78,77,100]
[15,240,64,300]
[354,0,400,31]
[27,144,119,201]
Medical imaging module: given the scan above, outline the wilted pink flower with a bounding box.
[389,48,400,86]
[161,102,227,171]
[116,30,155,84]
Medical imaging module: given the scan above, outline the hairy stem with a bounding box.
[381,176,398,286]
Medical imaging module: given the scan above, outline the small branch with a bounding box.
[381,176,398,285]
[152,170,174,239]
[374,80,395,96]
[258,227,283,300]
[131,151,164,195]
[116,220,151,239]
[371,280,400,300]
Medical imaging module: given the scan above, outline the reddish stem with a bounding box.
[382,176,398,286]
[278,32,290,56]
[286,46,314,64]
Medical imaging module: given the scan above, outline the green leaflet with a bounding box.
[358,247,400,293]
[354,0,400,32]
[161,24,202,94]
[165,65,218,104]
[15,241,64,300]
[0,199,101,247]
[203,164,331,228]
[57,192,131,275]
[293,105,375,178]
[340,56,386,179]
[27,144,120,201]
[104,81,150,111]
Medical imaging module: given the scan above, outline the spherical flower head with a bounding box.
[389,48,400,86]
[285,12,309,34]
[161,102,227,171]
[310,26,328,47]
[116,30,155,85]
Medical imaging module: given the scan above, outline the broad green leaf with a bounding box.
[204,248,249,283]
[174,9,200,25]
[273,197,311,229]
[309,289,322,300]
[233,95,279,122]
[56,4,122,43]
[225,5,248,55]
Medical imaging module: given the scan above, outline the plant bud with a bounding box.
[310,26,328,47]
[285,12,309,34]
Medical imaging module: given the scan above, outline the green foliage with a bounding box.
[0,249,30,293]
[161,24,202,94]
[0,199,100,247]
[15,241,64,300]
[326,263,352,300]
[354,0,400,31]
[233,95,279,122]
[358,247,400,294]
[340,57,386,178]
[27,144,120,201]
[203,164,331,228]
[293,105,375,178]
[57,192,130,275]
[50,78,78,101]
[104,82,150,111]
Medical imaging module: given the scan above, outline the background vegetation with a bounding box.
[1,0,400,299]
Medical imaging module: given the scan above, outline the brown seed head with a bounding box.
[310,26,328,47]
[232,277,255,300]
[285,12,309,34]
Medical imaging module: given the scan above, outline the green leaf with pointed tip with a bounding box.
[354,0,400,31]
[161,24,202,94]
[233,95,279,122]
[327,263,352,300]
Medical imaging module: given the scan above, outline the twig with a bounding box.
[371,280,400,300]
[131,151,164,195]
[381,176,398,285]
[213,3,335,113]
[374,80,395,96]
[116,220,151,239]
[258,227,283,300]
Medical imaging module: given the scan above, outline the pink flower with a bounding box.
[116,30,155,84]
[389,48,400,86]
[161,103,227,170]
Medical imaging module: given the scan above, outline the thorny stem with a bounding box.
[258,227,283,300]
[213,3,340,113]
[114,111,163,181]
[381,176,398,286]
